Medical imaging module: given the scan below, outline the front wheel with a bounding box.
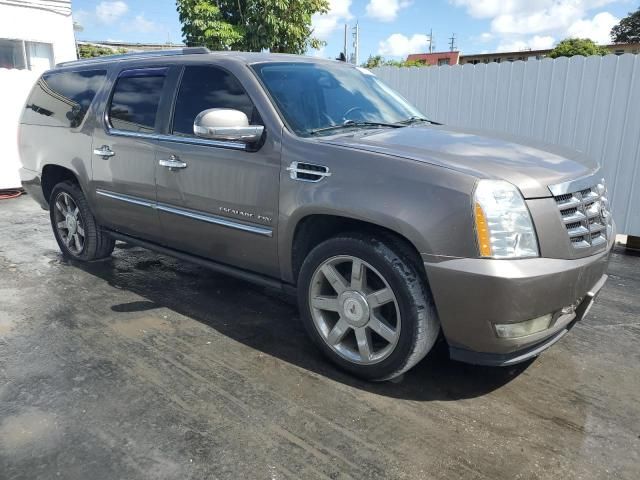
[50,181,115,261]
[298,234,439,381]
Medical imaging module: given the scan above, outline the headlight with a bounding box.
[473,179,539,258]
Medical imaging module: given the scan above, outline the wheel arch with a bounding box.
[285,211,430,286]
[41,164,83,205]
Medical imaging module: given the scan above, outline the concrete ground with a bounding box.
[0,195,638,480]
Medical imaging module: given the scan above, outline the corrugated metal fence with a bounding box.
[373,54,640,236]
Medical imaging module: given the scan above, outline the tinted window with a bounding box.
[109,71,166,133]
[172,66,257,136]
[252,63,422,136]
[22,69,107,128]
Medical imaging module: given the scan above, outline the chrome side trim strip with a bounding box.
[107,128,247,151]
[96,189,155,208]
[156,203,272,237]
[95,189,272,237]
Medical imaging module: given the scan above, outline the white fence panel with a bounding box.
[373,54,640,236]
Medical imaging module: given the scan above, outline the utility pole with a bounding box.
[352,22,359,65]
[427,29,434,54]
[343,24,349,61]
[449,33,457,52]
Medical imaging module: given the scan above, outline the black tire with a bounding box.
[298,233,439,381]
[49,181,115,261]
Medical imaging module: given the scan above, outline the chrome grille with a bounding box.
[553,182,610,250]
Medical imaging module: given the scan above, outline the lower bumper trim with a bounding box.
[449,324,572,366]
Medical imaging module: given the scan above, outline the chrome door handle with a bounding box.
[158,155,187,170]
[93,145,115,158]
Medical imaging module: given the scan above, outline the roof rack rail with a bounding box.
[56,47,210,67]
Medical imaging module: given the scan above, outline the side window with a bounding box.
[108,70,166,133]
[22,69,107,128]
[172,65,258,137]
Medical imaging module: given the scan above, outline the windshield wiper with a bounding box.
[309,120,402,135]
[396,116,441,126]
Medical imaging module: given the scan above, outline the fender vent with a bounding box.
[286,161,331,183]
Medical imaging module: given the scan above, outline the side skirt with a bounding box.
[106,230,297,296]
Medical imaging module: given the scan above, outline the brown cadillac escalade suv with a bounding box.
[18,48,614,381]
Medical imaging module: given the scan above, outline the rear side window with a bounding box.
[172,65,258,137]
[22,69,107,128]
[108,69,166,133]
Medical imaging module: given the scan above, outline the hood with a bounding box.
[319,125,598,198]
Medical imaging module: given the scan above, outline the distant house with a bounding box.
[406,51,460,66]
[0,0,77,189]
[408,43,640,67]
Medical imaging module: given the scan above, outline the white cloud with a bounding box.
[378,33,430,57]
[452,0,616,20]
[96,1,129,23]
[132,14,157,33]
[366,0,412,22]
[568,11,619,44]
[312,0,353,40]
[451,0,620,52]
[497,35,556,52]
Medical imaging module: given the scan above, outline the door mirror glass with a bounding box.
[193,108,264,143]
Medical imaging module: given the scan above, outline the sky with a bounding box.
[73,0,638,60]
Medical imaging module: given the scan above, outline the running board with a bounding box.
[106,230,295,295]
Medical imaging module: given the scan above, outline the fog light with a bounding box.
[494,314,553,339]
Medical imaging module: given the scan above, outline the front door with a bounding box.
[91,67,171,242]
[155,65,281,277]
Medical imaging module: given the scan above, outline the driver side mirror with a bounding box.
[193,108,264,143]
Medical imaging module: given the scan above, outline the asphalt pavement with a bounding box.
[1,195,638,480]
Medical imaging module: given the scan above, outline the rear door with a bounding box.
[91,66,176,242]
[154,64,281,277]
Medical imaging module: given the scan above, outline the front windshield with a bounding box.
[251,62,425,136]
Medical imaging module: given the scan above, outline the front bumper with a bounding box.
[424,232,614,365]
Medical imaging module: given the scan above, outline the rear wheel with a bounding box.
[50,181,115,261]
[298,233,439,381]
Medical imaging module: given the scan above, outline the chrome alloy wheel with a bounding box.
[53,192,85,255]
[309,255,401,365]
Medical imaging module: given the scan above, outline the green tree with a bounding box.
[78,44,127,58]
[362,55,384,68]
[403,58,428,67]
[362,55,429,68]
[548,38,609,58]
[611,7,640,44]
[176,0,329,54]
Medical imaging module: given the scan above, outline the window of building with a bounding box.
[483,59,489,64]
[615,49,625,55]
[22,69,107,128]
[172,65,258,136]
[438,58,450,66]
[109,69,167,133]
[493,58,501,63]
[0,39,53,71]
[507,57,515,62]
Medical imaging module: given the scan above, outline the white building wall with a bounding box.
[0,0,76,189]
[373,55,640,236]
[0,0,76,66]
